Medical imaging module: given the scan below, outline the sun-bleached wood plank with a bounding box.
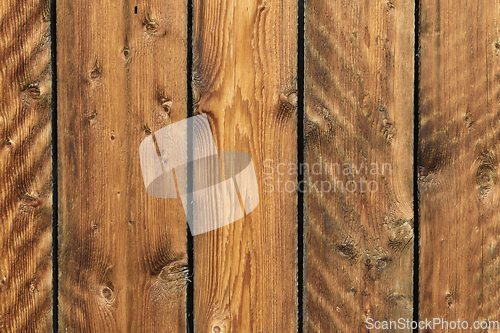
[192,0,298,331]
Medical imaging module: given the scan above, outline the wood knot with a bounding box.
[364,257,372,267]
[419,134,450,176]
[90,67,101,79]
[388,294,410,307]
[122,47,130,60]
[375,258,388,269]
[101,282,115,302]
[213,326,221,333]
[26,85,41,98]
[277,90,297,122]
[159,259,188,289]
[146,23,158,31]
[21,195,38,207]
[475,154,497,197]
[102,287,113,299]
[445,291,454,306]
[382,118,397,144]
[87,110,98,123]
[143,16,159,34]
[161,98,172,114]
[337,242,358,260]
[419,165,427,177]
[388,235,412,253]
[29,280,37,293]
[279,92,297,108]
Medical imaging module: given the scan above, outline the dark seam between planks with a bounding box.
[186,0,195,331]
[50,0,59,330]
[297,0,305,332]
[413,0,421,331]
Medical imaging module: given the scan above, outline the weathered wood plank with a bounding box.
[0,0,52,331]
[419,0,500,328]
[191,0,298,331]
[57,0,188,331]
[304,0,415,331]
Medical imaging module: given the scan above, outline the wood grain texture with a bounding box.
[0,0,52,331]
[57,0,188,331]
[304,0,415,331]
[192,0,298,331]
[419,0,500,328]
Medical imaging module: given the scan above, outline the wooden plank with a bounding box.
[304,0,415,331]
[0,0,53,331]
[57,0,188,331]
[191,0,298,331]
[419,0,500,328]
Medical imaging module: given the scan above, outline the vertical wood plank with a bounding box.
[192,0,298,331]
[304,0,415,331]
[0,0,53,331]
[57,0,188,331]
[419,0,500,327]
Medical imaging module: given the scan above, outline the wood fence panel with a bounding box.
[57,0,188,331]
[419,0,500,328]
[304,0,415,331]
[0,0,53,331]
[191,0,298,331]
[13,0,500,331]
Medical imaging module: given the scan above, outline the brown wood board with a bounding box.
[191,0,298,331]
[419,0,500,329]
[304,0,415,331]
[57,0,188,331]
[0,0,53,331]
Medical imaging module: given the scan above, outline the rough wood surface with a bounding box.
[304,0,415,331]
[191,0,298,331]
[419,0,500,328]
[57,0,188,331]
[0,0,53,331]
